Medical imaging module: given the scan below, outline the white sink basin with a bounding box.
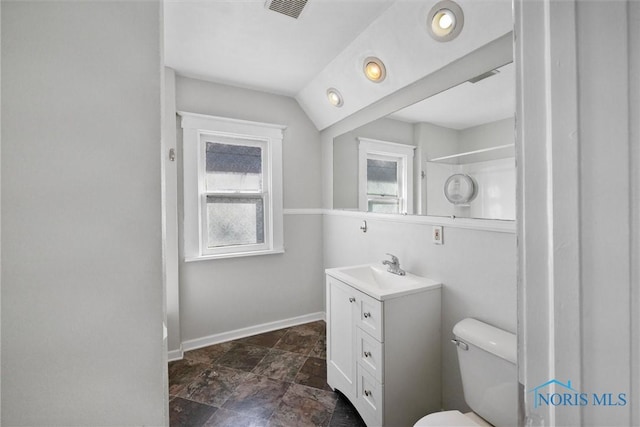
[326,264,441,301]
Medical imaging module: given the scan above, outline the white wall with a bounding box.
[577,7,634,423]
[323,212,516,411]
[175,76,325,343]
[463,158,515,220]
[1,2,166,425]
[426,158,515,220]
[516,0,638,425]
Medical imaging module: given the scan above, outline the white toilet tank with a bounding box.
[452,318,517,427]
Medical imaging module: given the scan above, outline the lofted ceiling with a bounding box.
[164,0,396,95]
[164,0,513,130]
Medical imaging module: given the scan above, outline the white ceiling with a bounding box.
[164,0,514,130]
[388,61,515,129]
[164,0,396,96]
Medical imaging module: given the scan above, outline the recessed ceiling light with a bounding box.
[363,57,386,83]
[326,88,344,107]
[427,1,464,42]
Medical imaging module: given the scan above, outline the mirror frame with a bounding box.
[321,31,515,232]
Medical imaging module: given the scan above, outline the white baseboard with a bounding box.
[168,347,184,362]
[177,312,326,357]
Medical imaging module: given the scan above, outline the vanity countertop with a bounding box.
[325,263,441,301]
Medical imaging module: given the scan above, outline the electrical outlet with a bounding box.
[433,226,443,245]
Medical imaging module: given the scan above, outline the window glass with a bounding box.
[367,158,399,196]
[367,157,401,214]
[368,199,400,214]
[205,142,263,192]
[206,196,265,248]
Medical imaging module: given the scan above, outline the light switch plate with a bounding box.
[433,226,443,245]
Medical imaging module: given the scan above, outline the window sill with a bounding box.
[184,248,285,262]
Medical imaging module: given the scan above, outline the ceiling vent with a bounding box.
[265,0,308,19]
[467,69,500,84]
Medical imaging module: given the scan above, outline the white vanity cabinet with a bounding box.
[326,269,442,427]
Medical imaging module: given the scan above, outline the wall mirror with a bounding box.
[332,61,515,221]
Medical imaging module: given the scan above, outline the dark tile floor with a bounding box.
[168,321,367,427]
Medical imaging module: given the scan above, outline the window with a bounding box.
[367,155,402,213]
[180,113,285,260]
[358,138,415,214]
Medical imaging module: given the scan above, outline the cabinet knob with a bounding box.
[349,297,356,303]
[364,351,372,358]
[364,390,372,397]
[363,312,371,318]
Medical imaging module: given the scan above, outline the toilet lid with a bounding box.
[414,410,482,426]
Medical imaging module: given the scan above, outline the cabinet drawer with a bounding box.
[356,364,383,426]
[356,327,384,383]
[357,292,383,341]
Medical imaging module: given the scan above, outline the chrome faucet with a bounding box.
[382,253,405,276]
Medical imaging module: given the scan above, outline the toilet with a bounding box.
[414,318,517,427]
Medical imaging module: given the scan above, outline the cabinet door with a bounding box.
[326,278,356,396]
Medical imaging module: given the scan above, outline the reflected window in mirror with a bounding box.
[333,61,515,222]
[358,138,415,215]
[367,156,400,213]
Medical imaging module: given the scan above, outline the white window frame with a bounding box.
[180,112,285,261]
[358,138,415,214]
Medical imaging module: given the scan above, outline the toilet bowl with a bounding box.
[413,318,517,427]
[414,410,491,426]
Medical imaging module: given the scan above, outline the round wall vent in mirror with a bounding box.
[444,173,477,204]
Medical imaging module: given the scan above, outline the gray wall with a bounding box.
[416,117,514,164]
[163,68,181,355]
[415,122,460,161]
[323,213,517,411]
[1,2,166,425]
[458,117,514,162]
[175,76,325,343]
[415,122,459,215]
